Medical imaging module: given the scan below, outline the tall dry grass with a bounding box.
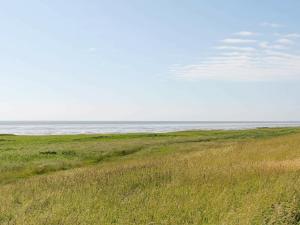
[1,129,300,224]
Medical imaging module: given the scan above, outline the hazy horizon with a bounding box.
[2,120,300,135]
[1,120,300,123]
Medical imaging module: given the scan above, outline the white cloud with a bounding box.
[284,33,300,38]
[221,38,257,44]
[259,42,269,49]
[234,31,258,36]
[259,42,287,50]
[216,46,256,52]
[276,38,294,45]
[170,27,300,81]
[260,22,283,28]
[172,53,300,81]
[220,51,254,56]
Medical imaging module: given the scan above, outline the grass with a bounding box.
[1,127,300,224]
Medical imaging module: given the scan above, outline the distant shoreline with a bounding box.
[0,121,300,136]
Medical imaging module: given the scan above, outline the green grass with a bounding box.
[1,127,300,224]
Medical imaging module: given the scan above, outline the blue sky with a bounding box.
[1,0,300,121]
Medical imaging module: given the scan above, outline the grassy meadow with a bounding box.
[1,127,300,224]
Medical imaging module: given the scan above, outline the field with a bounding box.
[1,127,300,225]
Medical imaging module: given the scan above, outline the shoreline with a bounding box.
[1,125,300,136]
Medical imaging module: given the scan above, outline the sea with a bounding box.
[0,121,300,135]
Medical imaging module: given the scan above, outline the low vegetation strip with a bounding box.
[1,127,300,224]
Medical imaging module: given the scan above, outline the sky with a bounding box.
[1,0,300,121]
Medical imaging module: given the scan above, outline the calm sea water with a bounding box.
[0,121,300,135]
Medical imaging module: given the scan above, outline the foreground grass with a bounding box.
[1,127,300,224]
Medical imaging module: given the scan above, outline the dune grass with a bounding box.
[1,127,300,224]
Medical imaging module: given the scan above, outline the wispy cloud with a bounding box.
[221,38,257,44]
[171,53,300,81]
[88,47,97,52]
[216,46,256,51]
[260,22,283,28]
[276,38,294,45]
[284,33,300,38]
[259,42,287,50]
[170,25,300,81]
[234,31,258,36]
